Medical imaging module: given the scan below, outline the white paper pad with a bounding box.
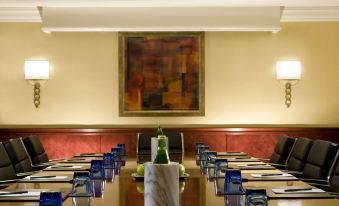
[25,176,68,180]
[0,191,41,197]
[237,164,271,167]
[251,173,293,178]
[47,165,82,169]
[272,188,325,194]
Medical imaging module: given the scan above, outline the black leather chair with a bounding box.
[166,132,184,163]
[329,163,339,193]
[269,135,295,165]
[136,133,153,163]
[0,142,17,181]
[302,140,338,180]
[22,135,49,164]
[137,132,184,163]
[286,137,314,172]
[3,138,33,174]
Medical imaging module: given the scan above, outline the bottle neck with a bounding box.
[157,137,167,151]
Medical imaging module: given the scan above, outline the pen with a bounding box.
[261,174,283,177]
[284,188,312,192]
[0,191,29,196]
[245,164,266,166]
[51,165,73,168]
[30,176,57,179]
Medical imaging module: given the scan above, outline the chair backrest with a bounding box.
[0,142,17,180]
[302,140,338,180]
[137,132,184,154]
[4,138,33,173]
[269,135,295,165]
[165,132,184,153]
[286,137,314,172]
[137,133,154,154]
[23,135,49,164]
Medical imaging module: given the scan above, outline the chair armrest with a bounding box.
[282,170,303,177]
[329,192,339,198]
[299,178,329,184]
[268,163,287,167]
[32,163,50,170]
[307,182,330,190]
[16,171,37,178]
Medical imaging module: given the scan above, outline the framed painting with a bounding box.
[119,32,204,116]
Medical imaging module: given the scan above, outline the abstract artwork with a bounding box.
[119,32,204,116]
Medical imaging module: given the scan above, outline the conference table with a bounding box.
[0,156,338,206]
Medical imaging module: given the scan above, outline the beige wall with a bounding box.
[1,22,339,126]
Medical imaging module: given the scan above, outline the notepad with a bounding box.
[0,191,41,197]
[237,164,271,167]
[48,165,82,169]
[25,176,68,180]
[272,188,325,194]
[251,173,293,178]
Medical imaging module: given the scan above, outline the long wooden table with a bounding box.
[0,157,338,206]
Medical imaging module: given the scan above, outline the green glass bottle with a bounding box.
[153,135,170,164]
[156,125,164,137]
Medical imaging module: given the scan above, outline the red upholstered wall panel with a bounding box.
[40,134,101,159]
[226,134,278,158]
[1,127,339,160]
[100,133,137,156]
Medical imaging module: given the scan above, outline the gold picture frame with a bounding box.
[119,32,205,116]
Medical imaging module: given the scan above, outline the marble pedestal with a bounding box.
[144,162,179,206]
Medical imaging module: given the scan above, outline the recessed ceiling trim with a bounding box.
[41,7,281,32]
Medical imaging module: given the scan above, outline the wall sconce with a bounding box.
[24,60,50,108]
[276,60,301,108]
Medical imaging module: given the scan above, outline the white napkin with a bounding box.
[0,191,41,197]
[251,173,293,178]
[272,188,325,194]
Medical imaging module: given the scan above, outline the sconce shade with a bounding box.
[24,60,50,80]
[276,60,301,80]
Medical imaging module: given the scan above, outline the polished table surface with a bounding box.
[0,158,339,206]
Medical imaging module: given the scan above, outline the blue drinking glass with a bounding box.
[196,145,209,165]
[103,153,115,169]
[39,192,62,206]
[117,144,126,166]
[103,153,115,181]
[92,179,105,198]
[245,189,268,206]
[90,160,105,180]
[72,197,91,206]
[195,143,205,154]
[214,159,228,178]
[224,195,242,206]
[224,170,242,195]
[117,144,126,156]
[111,148,122,162]
[71,171,93,197]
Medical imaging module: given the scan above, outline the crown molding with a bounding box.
[282,6,339,21]
[1,6,339,23]
[0,7,40,22]
[1,0,339,7]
